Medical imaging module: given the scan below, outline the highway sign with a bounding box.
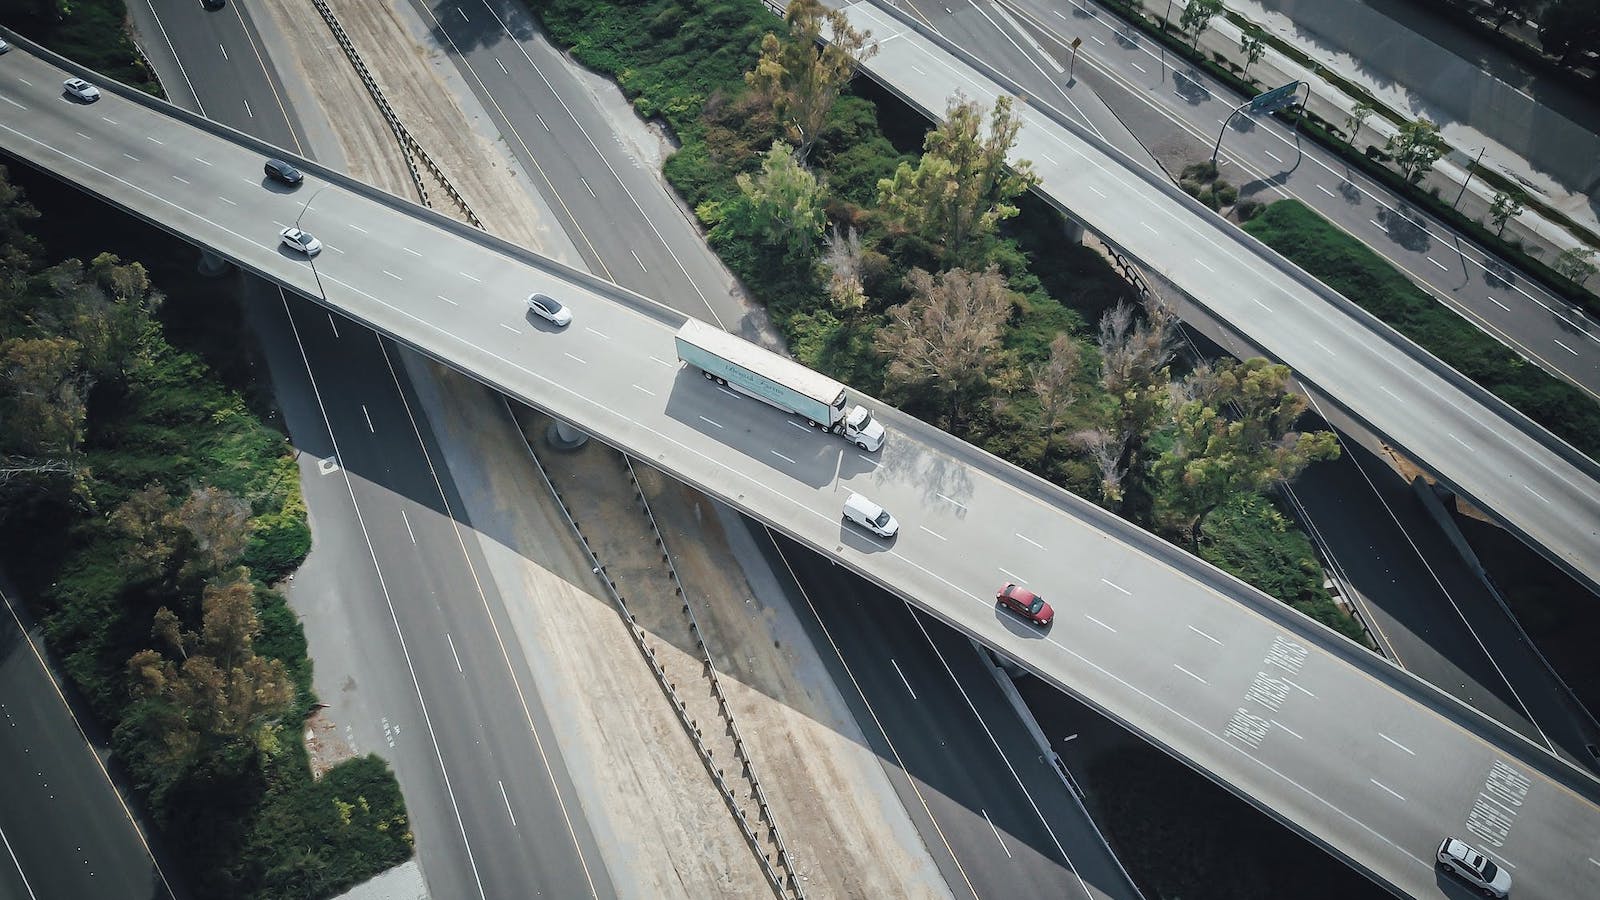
[1249,81,1300,113]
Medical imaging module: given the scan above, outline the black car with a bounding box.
[201,0,226,10]
[264,159,303,186]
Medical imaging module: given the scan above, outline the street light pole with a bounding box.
[1452,146,1487,209]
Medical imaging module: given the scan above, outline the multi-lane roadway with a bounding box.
[4,34,1597,896]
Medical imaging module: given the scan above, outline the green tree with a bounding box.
[877,94,1038,266]
[0,336,85,490]
[746,0,877,164]
[0,166,41,277]
[1152,358,1340,545]
[125,574,296,770]
[1342,100,1376,143]
[1096,296,1179,509]
[1384,117,1447,183]
[1488,191,1525,236]
[1539,0,1600,65]
[1554,246,1598,286]
[1239,24,1267,77]
[876,266,1014,428]
[1179,0,1225,49]
[1031,333,1082,462]
[703,141,828,265]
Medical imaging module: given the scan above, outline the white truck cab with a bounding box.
[839,406,885,452]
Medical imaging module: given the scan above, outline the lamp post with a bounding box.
[1452,146,1487,210]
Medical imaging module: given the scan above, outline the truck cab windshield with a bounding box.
[849,408,875,430]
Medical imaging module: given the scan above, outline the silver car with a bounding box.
[279,226,322,257]
[526,292,572,327]
[63,77,101,102]
[1437,837,1511,898]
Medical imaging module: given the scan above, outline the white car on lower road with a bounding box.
[1437,837,1511,898]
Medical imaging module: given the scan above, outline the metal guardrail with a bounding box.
[510,403,801,899]
[308,0,483,228]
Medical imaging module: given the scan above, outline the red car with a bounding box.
[997,583,1053,627]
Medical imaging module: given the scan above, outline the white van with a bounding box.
[843,492,899,538]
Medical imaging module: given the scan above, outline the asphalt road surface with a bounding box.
[5,41,1599,896]
[116,4,613,896]
[0,587,178,900]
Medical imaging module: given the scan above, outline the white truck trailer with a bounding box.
[674,319,886,452]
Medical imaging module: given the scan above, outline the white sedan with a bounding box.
[63,78,100,103]
[526,292,572,327]
[279,227,322,257]
[1437,837,1512,898]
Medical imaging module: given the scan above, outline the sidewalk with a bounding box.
[1129,0,1598,275]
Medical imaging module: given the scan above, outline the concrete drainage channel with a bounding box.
[510,402,807,900]
[308,0,483,228]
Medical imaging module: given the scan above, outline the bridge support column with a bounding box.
[1061,216,1085,246]
[196,249,233,278]
[547,419,589,450]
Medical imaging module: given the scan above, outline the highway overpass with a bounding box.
[1,31,1597,899]
[842,0,1600,601]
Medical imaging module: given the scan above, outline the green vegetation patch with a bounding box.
[1244,200,1600,460]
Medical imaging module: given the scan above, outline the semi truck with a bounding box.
[674,319,886,452]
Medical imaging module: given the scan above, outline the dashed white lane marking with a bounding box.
[536,112,549,131]
[1173,663,1208,684]
[74,131,92,141]
[1090,34,1105,45]
[998,566,1026,583]
[585,326,610,340]
[1100,578,1130,595]
[1284,678,1316,698]
[382,270,402,281]
[1131,61,1146,73]
[99,115,118,125]
[1,97,26,110]
[1368,219,1386,230]
[361,404,375,433]
[1187,625,1222,646]
[1263,150,1282,163]
[171,174,189,184]
[1041,153,1058,165]
[699,415,723,429]
[191,156,211,166]
[1251,297,1271,311]
[1312,339,1335,355]
[498,323,521,335]
[328,314,340,338]
[981,810,1011,858]
[1448,433,1473,451]
[564,352,587,365]
[1488,296,1511,311]
[1139,221,1158,235]
[919,525,947,541]
[581,176,596,199]
[935,492,966,510]
[349,223,368,234]
[1084,614,1117,633]
[219,196,236,206]
[649,355,676,367]
[219,43,229,61]
[1273,720,1304,740]
[1378,733,1415,756]
[1315,184,1335,197]
[890,659,917,699]
[15,78,30,87]
[1523,484,1550,503]
[1194,258,1215,272]
[242,97,253,118]
[404,247,423,258]
[913,65,928,76]
[1427,257,1449,271]
[437,295,458,306]
[771,450,797,464]
[789,421,810,432]
[495,57,509,76]
[122,152,138,161]
[1554,339,1578,356]
[401,508,416,544]
[1370,779,1405,802]
[1015,533,1044,549]
[145,135,164,145]
[1089,185,1107,198]
[446,633,463,672]
[459,271,481,282]
[630,384,655,396]
[631,249,648,271]
[498,781,516,827]
[1379,385,1402,401]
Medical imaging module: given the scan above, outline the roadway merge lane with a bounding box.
[841,0,1600,601]
[2,38,1598,898]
